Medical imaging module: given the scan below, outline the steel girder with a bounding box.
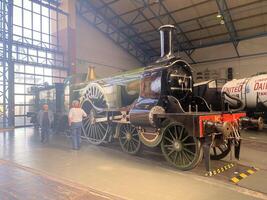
[0,0,14,127]
[76,0,157,65]
[215,0,240,56]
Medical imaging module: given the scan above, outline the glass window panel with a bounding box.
[42,34,50,45]
[14,0,22,6]
[25,95,34,104]
[24,0,32,10]
[25,117,32,126]
[13,25,22,37]
[53,77,60,83]
[42,16,49,34]
[15,73,24,83]
[25,74,35,84]
[29,49,37,56]
[33,13,41,31]
[53,69,60,76]
[35,75,44,85]
[25,84,34,95]
[25,105,34,113]
[47,52,53,59]
[35,66,43,75]
[33,31,41,43]
[15,95,25,104]
[44,68,52,76]
[15,116,25,126]
[42,6,49,17]
[15,106,25,115]
[39,51,46,57]
[13,7,22,26]
[13,35,21,42]
[23,10,32,29]
[44,76,52,85]
[33,3,40,14]
[15,84,25,94]
[25,65,34,74]
[23,28,32,40]
[39,57,46,64]
[15,64,24,73]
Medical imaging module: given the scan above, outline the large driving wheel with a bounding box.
[210,141,231,160]
[117,124,141,155]
[81,83,111,145]
[161,122,202,170]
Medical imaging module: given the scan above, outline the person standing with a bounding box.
[37,104,54,143]
[68,100,87,150]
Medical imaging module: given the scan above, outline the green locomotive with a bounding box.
[30,25,248,172]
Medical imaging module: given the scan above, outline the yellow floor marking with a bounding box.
[231,177,239,183]
[247,169,255,175]
[239,173,248,178]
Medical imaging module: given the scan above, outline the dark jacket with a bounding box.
[37,110,54,127]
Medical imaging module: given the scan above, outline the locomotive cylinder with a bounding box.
[129,106,165,128]
[204,121,232,138]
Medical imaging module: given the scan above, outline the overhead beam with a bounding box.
[124,0,262,39]
[112,0,213,27]
[136,11,267,47]
[143,24,267,55]
[215,0,240,56]
[96,0,158,58]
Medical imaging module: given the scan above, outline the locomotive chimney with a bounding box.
[159,24,176,59]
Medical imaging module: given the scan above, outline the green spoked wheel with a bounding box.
[81,83,111,145]
[161,122,203,170]
[118,124,141,155]
[210,142,231,160]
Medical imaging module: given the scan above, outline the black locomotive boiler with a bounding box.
[70,25,247,171]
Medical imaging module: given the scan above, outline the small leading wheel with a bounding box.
[210,141,231,160]
[81,83,111,145]
[118,124,141,155]
[161,122,202,170]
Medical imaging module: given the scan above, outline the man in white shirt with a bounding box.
[68,100,87,150]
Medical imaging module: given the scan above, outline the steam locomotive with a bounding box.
[30,25,248,171]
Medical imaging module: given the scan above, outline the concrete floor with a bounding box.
[0,128,266,200]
